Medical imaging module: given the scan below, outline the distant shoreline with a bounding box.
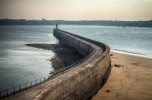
[1,19,152,27]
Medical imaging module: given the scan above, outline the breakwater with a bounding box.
[40,29,111,100]
[3,28,111,100]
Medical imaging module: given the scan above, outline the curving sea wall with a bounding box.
[53,29,94,56]
[3,29,111,100]
[40,29,111,100]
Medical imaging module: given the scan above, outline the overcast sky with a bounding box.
[0,0,152,20]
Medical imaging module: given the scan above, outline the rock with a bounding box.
[105,90,111,92]
[110,54,114,56]
[114,64,124,67]
[114,64,121,67]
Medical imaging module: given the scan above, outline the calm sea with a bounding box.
[0,25,152,91]
[0,25,58,91]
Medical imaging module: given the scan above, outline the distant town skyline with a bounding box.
[0,0,152,21]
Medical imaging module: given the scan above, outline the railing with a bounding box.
[0,74,51,98]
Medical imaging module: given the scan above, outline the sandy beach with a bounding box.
[92,51,152,100]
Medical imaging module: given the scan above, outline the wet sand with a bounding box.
[92,51,152,100]
[26,43,84,71]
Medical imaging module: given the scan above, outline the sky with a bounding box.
[0,0,152,21]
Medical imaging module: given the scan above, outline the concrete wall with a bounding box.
[39,29,111,100]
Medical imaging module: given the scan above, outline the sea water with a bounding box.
[60,25,152,58]
[0,25,58,91]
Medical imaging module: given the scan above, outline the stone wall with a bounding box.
[53,29,93,56]
[2,29,111,100]
[40,29,111,100]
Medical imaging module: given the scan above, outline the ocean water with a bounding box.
[0,25,58,91]
[60,25,152,58]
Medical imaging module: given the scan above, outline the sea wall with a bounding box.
[40,29,111,100]
[3,28,111,100]
[53,29,93,56]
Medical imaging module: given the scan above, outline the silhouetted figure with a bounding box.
[56,23,58,29]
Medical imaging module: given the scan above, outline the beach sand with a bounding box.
[92,51,152,100]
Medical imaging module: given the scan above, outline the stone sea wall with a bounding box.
[40,29,111,100]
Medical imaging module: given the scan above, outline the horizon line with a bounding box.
[0,18,152,22]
